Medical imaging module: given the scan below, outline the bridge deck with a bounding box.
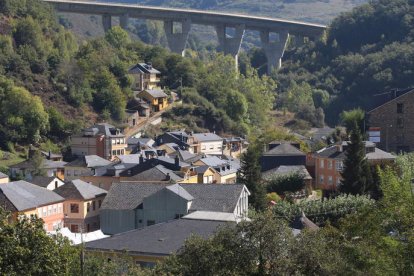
[44,0,326,37]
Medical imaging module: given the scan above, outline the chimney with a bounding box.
[165,173,171,181]
[48,150,52,160]
[139,155,144,164]
[174,155,180,167]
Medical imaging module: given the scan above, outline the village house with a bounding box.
[100,182,249,235]
[70,123,127,160]
[136,89,169,113]
[0,172,9,183]
[9,158,66,181]
[194,156,239,184]
[128,63,161,92]
[260,141,307,172]
[126,137,155,154]
[191,133,224,155]
[64,155,112,181]
[314,141,395,192]
[124,109,140,128]
[54,179,107,233]
[367,88,414,153]
[0,181,64,231]
[29,176,65,190]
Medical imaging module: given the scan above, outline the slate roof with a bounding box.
[101,182,246,213]
[82,123,124,138]
[0,172,8,179]
[29,176,59,188]
[184,184,245,213]
[194,165,211,174]
[128,63,160,75]
[166,184,194,201]
[85,218,227,256]
[127,137,155,147]
[54,179,107,200]
[314,145,345,159]
[116,154,141,164]
[198,156,238,176]
[101,182,169,210]
[263,143,306,156]
[127,165,183,182]
[0,181,64,211]
[192,133,223,142]
[9,159,67,169]
[262,165,312,181]
[366,147,396,161]
[65,155,112,168]
[183,211,238,222]
[141,89,167,98]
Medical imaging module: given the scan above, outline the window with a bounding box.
[87,203,91,212]
[397,118,404,128]
[98,200,102,208]
[336,161,343,172]
[328,160,333,169]
[209,145,214,150]
[112,150,116,156]
[147,220,155,226]
[70,204,79,213]
[319,159,324,168]
[70,224,79,233]
[43,207,47,217]
[397,103,403,114]
[92,201,96,211]
[328,176,333,185]
[319,174,324,184]
[55,181,58,189]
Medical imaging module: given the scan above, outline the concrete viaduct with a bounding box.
[44,0,326,73]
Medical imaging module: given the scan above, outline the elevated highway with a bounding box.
[44,0,327,72]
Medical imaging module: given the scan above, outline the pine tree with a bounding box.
[340,123,373,195]
[237,146,267,211]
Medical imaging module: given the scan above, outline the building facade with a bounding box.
[367,89,414,153]
[70,123,127,160]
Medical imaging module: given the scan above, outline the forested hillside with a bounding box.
[0,0,275,150]
[275,0,414,124]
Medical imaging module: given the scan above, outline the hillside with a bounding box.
[274,0,414,125]
[0,0,278,152]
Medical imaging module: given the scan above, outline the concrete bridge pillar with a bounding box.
[164,19,191,56]
[260,30,289,74]
[102,14,112,32]
[120,14,129,30]
[215,24,245,69]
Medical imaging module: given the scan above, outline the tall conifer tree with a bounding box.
[340,123,373,195]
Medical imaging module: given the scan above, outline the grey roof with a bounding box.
[9,159,67,169]
[29,176,59,188]
[157,156,190,167]
[40,151,63,159]
[199,156,227,167]
[141,89,167,98]
[128,63,161,75]
[192,133,223,142]
[65,155,112,168]
[183,184,245,212]
[0,172,8,179]
[81,123,124,138]
[127,137,155,147]
[170,149,200,163]
[101,182,169,210]
[54,179,107,200]
[128,165,183,182]
[85,218,226,256]
[183,211,238,222]
[309,127,335,141]
[199,156,238,176]
[101,182,246,213]
[263,143,306,156]
[195,165,210,174]
[366,148,396,161]
[116,154,141,164]
[0,181,64,211]
[314,145,345,159]
[166,184,194,201]
[262,165,312,181]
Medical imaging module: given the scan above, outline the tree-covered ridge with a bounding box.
[0,0,276,149]
[275,0,414,125]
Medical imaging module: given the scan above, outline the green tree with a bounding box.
[340,123,373,195]
[267,173,305,195]
[104,26,131,49]
[0,208,79,275]
[237,146,267,211]
[340,108,365,135]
